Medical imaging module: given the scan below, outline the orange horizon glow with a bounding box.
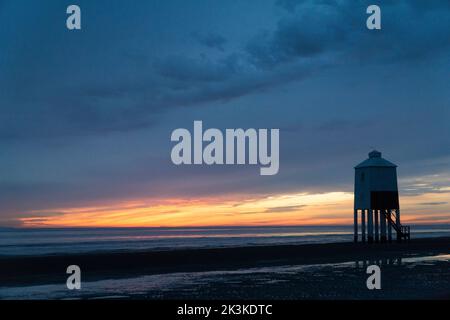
[18,190,450,228]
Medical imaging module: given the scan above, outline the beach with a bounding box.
[1,236,450,299]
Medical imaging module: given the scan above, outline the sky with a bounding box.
[0,0,449,227]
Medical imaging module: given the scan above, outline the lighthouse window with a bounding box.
[361,172,365,182]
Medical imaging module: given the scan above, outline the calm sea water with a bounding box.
[1,225,450,257]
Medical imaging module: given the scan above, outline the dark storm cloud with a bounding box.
[250,0,450,68]
[192,32,228,51]
[276,0,450,13]
[1,0,449,142]
[153,54,236,83]
[246,6,347,67]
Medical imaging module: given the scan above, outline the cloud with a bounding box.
[193,32,227,51]
[2,0,449,143]
[264,204,307,213]
[419,202,448,206]
[252,0,450,68]
[154,55,234,83]
[401,173,450,196]
[246,7,347,68]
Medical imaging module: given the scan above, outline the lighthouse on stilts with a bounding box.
[354,150,410,243]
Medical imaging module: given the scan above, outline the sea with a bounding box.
[1,224,450,257]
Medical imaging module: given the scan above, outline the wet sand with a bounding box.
[1,237,449,289]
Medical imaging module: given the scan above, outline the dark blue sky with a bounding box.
[0,0,449,226]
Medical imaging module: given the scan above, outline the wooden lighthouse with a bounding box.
[354,150,410,243]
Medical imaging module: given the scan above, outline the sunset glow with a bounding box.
[19,190,450,228]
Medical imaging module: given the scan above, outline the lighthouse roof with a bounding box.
[355,150,397,169]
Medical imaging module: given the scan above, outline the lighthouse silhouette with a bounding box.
[354,150,410,243]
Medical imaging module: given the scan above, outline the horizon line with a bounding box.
[2,222,450,230]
